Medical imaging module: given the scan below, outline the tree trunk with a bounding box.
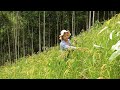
[103,11,105,20]
[72,11,75,37]
[0,28,3,64]
[92,11,95,26]
[27,21,31,55]
[89,11,91,30]
[13,11,17,61]
[111,11,113,17]
[56,11,59,45]
[32,27,33,55]
[97,11,99,21]
[74,11,75,36]
[62,11,64,29]
[39,11,41,52]
[16,11,19,59]
[0,41,3,64]
[113,11,116,16]
[48,15,50,48]
[3,42,5,64]
[43,11,45,51]
[86,11,89,30]
[108,11,109,20]
[72,11,74,36]
[22,27,25,57]
[7,28,11,61]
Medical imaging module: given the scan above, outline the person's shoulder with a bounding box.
[60,40,65,45]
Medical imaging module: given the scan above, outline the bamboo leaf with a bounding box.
[97,26,108,35]
[109,50,120,61]
[93,44,104,49]
[109,30,115,40]
[111,40,120,51]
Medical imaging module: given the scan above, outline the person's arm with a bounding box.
[60,41,76,50]
[64,45,77,51]
[68,39,89,51]
[69,46,77,49]
[68,39,77,50]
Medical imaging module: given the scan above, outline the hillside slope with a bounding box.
[0,14,120,79]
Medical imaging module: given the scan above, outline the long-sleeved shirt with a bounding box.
[60,39,76,50]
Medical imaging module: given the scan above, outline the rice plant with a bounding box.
[0,14,120,79]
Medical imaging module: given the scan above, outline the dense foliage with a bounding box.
[0,12,120,79]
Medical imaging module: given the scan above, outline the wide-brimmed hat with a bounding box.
[59,30,71,40]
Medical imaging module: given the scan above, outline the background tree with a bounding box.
[0,11,119,65]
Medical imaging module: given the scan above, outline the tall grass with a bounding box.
[0,14,120,79]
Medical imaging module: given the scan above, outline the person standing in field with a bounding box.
[59,30,89,52]
[59,30,77,50]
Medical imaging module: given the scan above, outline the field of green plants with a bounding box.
[0,14,120,79]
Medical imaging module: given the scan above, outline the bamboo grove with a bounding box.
[0,11,118,65]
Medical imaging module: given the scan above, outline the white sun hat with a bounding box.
[60,30,68,36]
[59,30,71,40]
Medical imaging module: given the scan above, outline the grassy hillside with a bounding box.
[0,14,120,79]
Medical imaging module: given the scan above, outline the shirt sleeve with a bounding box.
[60,41,77,50]
[69,46,77,49]
[68,39,76,49]
[68,39,72,45]
[60,42,70,50]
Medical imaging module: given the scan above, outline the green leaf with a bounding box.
[109,50,120,61]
